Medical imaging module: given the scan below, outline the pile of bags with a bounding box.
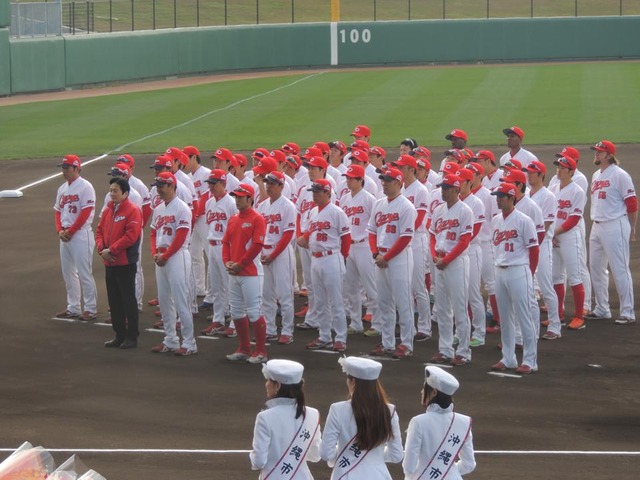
[0,442,105,479]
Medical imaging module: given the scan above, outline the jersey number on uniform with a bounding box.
[386,224,396,233]
[446,231,456,241]
[269,225,280,234]
[162,226,173,236]
[316,233,328,242]
[504,242,514,252]
[68,205,78,214]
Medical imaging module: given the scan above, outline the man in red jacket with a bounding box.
[95,178,142,349]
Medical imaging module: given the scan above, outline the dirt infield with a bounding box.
[1,144,639,479]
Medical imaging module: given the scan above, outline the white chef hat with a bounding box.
[338,356,382,380]
[262,359,304,384]
[425,366,459,395]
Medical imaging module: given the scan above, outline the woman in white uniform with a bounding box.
[250,359,322,479]
[320,356,403,479]
[403,366,476,480]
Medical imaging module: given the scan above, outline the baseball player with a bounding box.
[429,174,474,366]
[549,156,587,331]
[587,140,637,324]
[339,164,380,336]
[368,146,386,194]
[399,137,418,155]
[257,171,297,344]
[350,124,371,142]
[335,149,378,200]
[223,183,268,364]
[232,154,260,204]
[474,150,501,193]
[165,147,198,207]
[149,172,197,356]
[254,153,291,203]
[368,167,417,359]
[183,145,212,302]
[200,170,238,337]
[53,155,98,321]
[489,182,539,374]
[328,140,348,174]
[437,129,468,174]
[457,168,487,347]
[212,147,241,193]
[392,154,432,340]
[303,179,351,352]
[525,160,562,339]
[499,126,537,167]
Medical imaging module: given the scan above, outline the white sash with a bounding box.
[263,409,320,480]
[416,413,472,480]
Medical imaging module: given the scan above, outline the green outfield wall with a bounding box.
[0,0,9,29]
[3,16,640,96]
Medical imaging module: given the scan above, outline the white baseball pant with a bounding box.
[344,242,380,332]
[262,245,296,337]
[311,253,347,344]
[60,228,97,314]
[412,233,432,336]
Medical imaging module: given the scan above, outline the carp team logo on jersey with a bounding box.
[558,199,572,209]
[264,213,282,224]
[60,194,80,206]
[300,199,315,213]
[156,215,176,228]
[343,205,365,217]
[591,180,611,193]
[492,229,519,245]
[310,221,331,232]
[433,218,460,234]
[375,212,399,227]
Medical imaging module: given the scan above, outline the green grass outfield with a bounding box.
[1,61,639,160]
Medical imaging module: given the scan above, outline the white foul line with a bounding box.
[0,448,639,455]
[13,73,324,193]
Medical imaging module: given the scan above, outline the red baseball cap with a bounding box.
[553,156,577,171]
[108,162,131,177]
[417,158,431,170]
[301,147,323,160]
[442,162,462,175]
[329,140,347,154]
[281,142,300,155]
[466,162,484,176]
[252,157,278,176]
[58,155,81,168]
[182,145,200,157]
[524,161,546,175]
[437,174,462,189]
[269,150,287,163]
[392,154,417,169]
[456,168,474,182]
[343,164,366,179]
[369,146,386,158]
[151,171,177,186]
[379,167,404,183]
[555,146,580,161]
[413,146,431,159]
[117,154,135,167]
[307,178,333,193]
[205,169,227,183]
[234,154,248,167]
[230,183,255,198]
[151,155,174,169]
[252,148,270,160]
[501,168,527,185]
[350,140,370,152]
[472,150,496,164]
[285,155,302,170]
[503,126,525,139]
[314,141,330,155]
[590,140,616,155]
[444,149,466,164]
[349,149,369,164]
[212,147,234,162]
[166,147,188,166]
[351,125,371,138]
[264,171,286,185]
[445,129,468,142]
[305,156,329,170]
[502,158,523,170]
[491,182,518,197]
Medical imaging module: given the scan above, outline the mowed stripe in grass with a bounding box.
[1,61,639,160]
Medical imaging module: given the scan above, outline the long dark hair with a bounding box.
[348,376,393,451]
[275,381,306,419]
[422,381,453,409]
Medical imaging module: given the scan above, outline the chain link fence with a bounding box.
[10,0,640,37]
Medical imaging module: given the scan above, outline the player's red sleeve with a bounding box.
[383,235,412,262]
[192,199,200,220]
[296,214,302,238]
[560,215,580,232]
[429,233,437,259]
[340,233,352,259]
[471,222,482,239]
[625,196,638,213]
[66,207,93,235]
[239,242,263,268]
[537,231,545,245]
[150,227,158,256]
[414,210,426,230]
[109,208,142,256]
[269,230,294,260]
[425,218,432,230]
[369,233,378,255]
[161,228,188,261]
[142,204,153,227]
[441,232,472,266]
[529,245,539,274]
[55,211,63,233]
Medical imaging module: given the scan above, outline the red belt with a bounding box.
[209,240,222,246]
[351,238,367,244]
[157,247,168,253]
[378,248,389,253]
[263,245,274,250]
[312,250,333,258]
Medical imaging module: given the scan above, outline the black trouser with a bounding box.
[105,263,139,341]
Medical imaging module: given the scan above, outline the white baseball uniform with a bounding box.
[258,195,297,337]
[499,147,537,167]
[151,196,196,351]
[189,164,212,297]
[54,176,98,315]
[472,184,498,307]
[430,200,474,361]
[127,174,151,310]
[369,195,417,352]
[481,169,502,192]
[491,208,539,369]
[151,181,193,211]
[461,192,486,342]
[589,164,636,320]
